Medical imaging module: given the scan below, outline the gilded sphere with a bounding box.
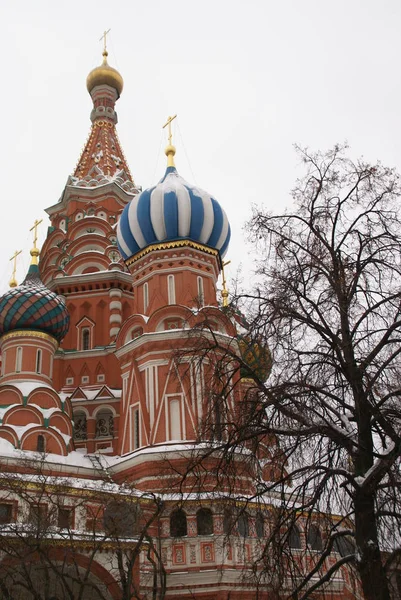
[86,53,124,97]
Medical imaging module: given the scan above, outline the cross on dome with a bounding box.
[9,249,22,288]
[29,218,43,266]
[163,114,177,168]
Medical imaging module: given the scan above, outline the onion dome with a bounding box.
[117,145,231,261]
[86,50,124,98]
[238,334,272,382]
[231,308,272,381]
[0,264,70,343]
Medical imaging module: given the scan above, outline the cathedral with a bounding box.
[0,45,360,599]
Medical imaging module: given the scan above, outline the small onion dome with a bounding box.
[86,51,124,98]
[237,334,272,382]
[117,165,231,261]
[0,264,69,343]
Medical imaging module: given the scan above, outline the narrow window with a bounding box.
[82,328,90,350]
[134,408,140,449]
[170,509,187,537]
[256,512,265,538]
[237,513,249,538]
[197,276,204,305]
[168,274,176,305]
[288,524,302,549]
[15,347,22,373]
[37,435,45,453]
[169,398,181,440]
[197,508,213,536]
[223,509,233,535]
[307,524,323,550]
[143,282,149,312]
[36,349,42,374]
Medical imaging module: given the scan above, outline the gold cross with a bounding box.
[163,114,177,146]
[100,29,111,54]
[221,260,231,307]
[9,250,22,288]
[30,219,43,250]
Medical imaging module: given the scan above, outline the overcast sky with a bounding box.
[0,0,400,295]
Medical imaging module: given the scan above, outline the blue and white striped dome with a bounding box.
[117,166,231,261]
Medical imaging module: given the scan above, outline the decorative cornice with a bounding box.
[1,330,58,349]
[126,240,220,267]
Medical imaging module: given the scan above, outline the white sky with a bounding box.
[0,0,400,295]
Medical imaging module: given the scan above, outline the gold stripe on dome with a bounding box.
[126,240,219,266]
[1,330,58,348]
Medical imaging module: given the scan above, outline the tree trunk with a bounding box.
[355,490,390,600]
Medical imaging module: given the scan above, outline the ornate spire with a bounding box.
[71,39,135,188]
[163,114,177,168]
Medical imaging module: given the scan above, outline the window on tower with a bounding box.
[170,509,187,538]
[167,274,176,304]
[196,508,213,536]
[307,524,323,551]
[237,513,249,538]
[36,349,42,374]
[37,435,45,453]
[15,347,22,373]
[197,276,204,305]
[143,282,149,312]
[95,410,114,438]
[133,407,140,450]
[82,328,90,350]
[288,524,302,549]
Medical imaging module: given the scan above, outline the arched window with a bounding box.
[307,524,323,550]
[255,512,265,538]
[73,412,87,440]
[237,513,249,538]
[82,328,90,351]
[36,349,42,374]
[288,524,302,549]
[95,410,114,438]
[167,274,175,305]
[170,509,187,537]
[37,435,45,453]
[196,508,213,536]
[334,535,355,557]
[15,347,22,373]
[197,276,204,305]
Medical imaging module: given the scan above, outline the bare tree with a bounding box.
[182,145,401,600]
[0,461,166,600]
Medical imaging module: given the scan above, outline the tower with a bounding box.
[39,47,140,454]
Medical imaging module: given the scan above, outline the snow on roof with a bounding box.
[0,381,55,396]
[0,405,19,420]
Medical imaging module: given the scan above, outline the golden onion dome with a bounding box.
[86,50,124,97]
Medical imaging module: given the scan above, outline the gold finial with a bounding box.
[9,250,22,288]
[29,219,43,266]
[221,260,231,307]
[163,114,177,167]
[99,28,111,62]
